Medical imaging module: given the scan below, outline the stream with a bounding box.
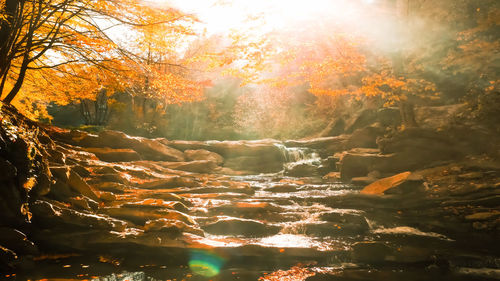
[15,144,500,281]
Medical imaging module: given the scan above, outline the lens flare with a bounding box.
[188,249,225,277]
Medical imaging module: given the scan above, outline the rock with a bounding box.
[465,211,500,221]
[377,128,464,169]
[31,200,126,231]
[320,211,368,227]
[137,176,199,189]
[265,184,299,193]
[302,221,368,236]
[284,135,348,154]
[203,217,280,237]
[458,172,484,180]
[0,158,17,181]
[224,156,283,173]
[184,149,224,165]
[285,163,318,177]
[345,109,378,133]
[351,241,393,263]
[377,107,401,128]
[102,207,195,226]
[144,219,204,237]
[160,160,219,174]
[67,170,99,201]
[123,199,189,213]
[0,228,38,255]
[83,147,141,162]
[346,126,384,149]
[322,172,340,181]
[360,172,424,195]
[339,151,394,181]
[351,176,377,185]
[98,191,116,202]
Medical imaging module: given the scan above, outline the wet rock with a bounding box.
[284,135,348,154]
[67,170,99,201]
[266,184,299,193]
[0,245,17,271]
[92,182,129,194]
[212,202,282,219]
[102,207,195,226]
[360,172,424,195]
[0,228,38,255]
[31,200,126,231]
[0,158,17,181]
[83,147,141,162]
[224,156,283,173]
[144,219,204,237]
[285,163,319,177]
[203,217,280,237]
[322,172,341,181]
[458,172,484,180]
[351,241,393,263]
[123,199,190,213]
[87,130,186,162]
[47,148,66,164]
[465,211,500,221]
[184,149,224,165]
[351,176,377,185]
[68,196,98,211]
[98,191,117,202]
[160,160,219,174]
[137,176,198,189]
[320,211,368,226]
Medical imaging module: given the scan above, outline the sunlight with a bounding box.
[146,0,359,34]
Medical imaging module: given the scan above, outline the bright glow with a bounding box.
[189,249,225,277]
[146,0,366,35]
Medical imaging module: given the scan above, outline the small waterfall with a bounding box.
[275,144,322,171]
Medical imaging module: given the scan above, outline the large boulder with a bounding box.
[98,131,185,162]
[345,126,385,149]
[184,149,224,165]
[360,171,424,195]
[83,147,141,162]
[338,149,394,181]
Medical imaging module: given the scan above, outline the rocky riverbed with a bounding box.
[0,104,499,281]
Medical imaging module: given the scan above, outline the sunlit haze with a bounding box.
[146,0,379,35]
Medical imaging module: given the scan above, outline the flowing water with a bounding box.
[16,146,500,281]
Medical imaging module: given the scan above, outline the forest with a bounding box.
[0,0,499,280]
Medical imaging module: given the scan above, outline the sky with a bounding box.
[145,0,381,35]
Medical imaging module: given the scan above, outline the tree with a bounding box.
[0,0,207,113]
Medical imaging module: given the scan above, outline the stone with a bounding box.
[465,211,500,221]
[184,149,224,165]
[31,200,126,231]
[351,176,377,185]
[83,147,141,162]
[137,176,199,189]
[360,172,424,195]
[102,207,195,226]
[458,172,484,180]
[203,217,280,237]
[160,160,219,174]
[0,158,17,181]
[351,241,393,263]
[67,170,99,201]
[0,228,38,255]
[285,163,318,177]
[346,126,384,149]
[339,152,394,181]
[265,184,299,193]
[144,219,204,237]
[322,172,340,181]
